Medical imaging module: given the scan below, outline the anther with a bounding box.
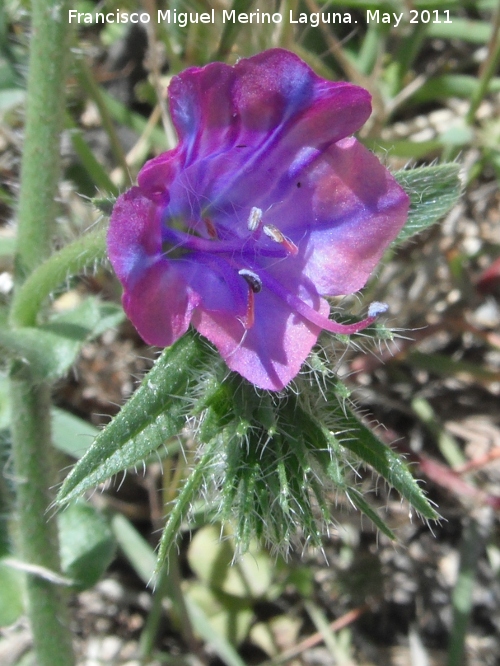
[203,217,218,239]
[247,207,263,232]
[262,224,298,256]
[368,301,388,317]
[238,268,262,293]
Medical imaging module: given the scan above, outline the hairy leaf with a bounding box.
[2,298,124,381]
[333,404,439,521]
[394,164,461,244]
[56,332,222,505]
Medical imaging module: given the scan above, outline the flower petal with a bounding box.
[108,50,410,391]
[108,188,193,346]
[260,137,410,296]
[107,188,162,288]
[122,260,194,347]
[192,278,329,391]
[155,50,372,221]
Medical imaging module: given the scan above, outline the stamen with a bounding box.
[162,228,286,257]
[368,301,388,317]
[247,207,263,232]
[263,224,298,256]
[203,217,218,239]
[260,271,388,335]
[245,289,255,328]
[237,288,255,330]
[238,268,262,293]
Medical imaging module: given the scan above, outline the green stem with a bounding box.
[15,1,69,281]
[10,225,107,328]
[65,112,119,196]
[9,380,75,666]
[465,3,500,125]
[155,437,220,573]
[74,56,132,184]
[9,1,75,664]
[447,510,492,666]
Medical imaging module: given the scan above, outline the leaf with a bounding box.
[110,513,248,666]
[110,513,156,585]
[65,114,119,196]
[215,0,256,58]
[188,524,273,599]
[2,298,124,382]
[0,234,15,258]
[394,164,461,244]
[52,408,99,459]
[184,596,249,666]
[58,500,116,591]
[346,489,396,541]
[365,137,442,159]
[0,559,25,626]
[186,582,254,647]
[333,405,439,521]
[412,74,500,104]
[56,332,221,505]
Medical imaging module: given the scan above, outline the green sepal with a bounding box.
[92,196,117,215]
[394,164,461,244]
[56,331,222,506]
[331,404,439,521]
[346,488,396,541]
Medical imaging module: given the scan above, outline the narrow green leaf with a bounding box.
[58,500,116,590]
[155,434,225,570]
[411,74,500,104]
[448,515,488,666]
[111,514,247,666]
[364,137,442,159]
[394,164,461,244]
[65,113,119,196]
[52,408,99,459]
[184,597,248,666]
[56,332,220,505]
[110,513,157,585]
[0,559,25,626]
[427,18,491,43]
[407,351,500,382]
[346,489,396,541]
[2,298,124,381]
[215,0,256,59]
[334,406,439,521]
[98,86,167,151]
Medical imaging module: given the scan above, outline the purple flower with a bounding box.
[108,49,409,391]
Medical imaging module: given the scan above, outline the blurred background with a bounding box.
[1,1,500,664]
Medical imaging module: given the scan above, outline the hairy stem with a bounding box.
[10,379,75,666]
[10,225,107,329]
[15,1,69,281]
[9,1,75,664]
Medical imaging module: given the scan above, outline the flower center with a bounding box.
[160,208,385,336]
